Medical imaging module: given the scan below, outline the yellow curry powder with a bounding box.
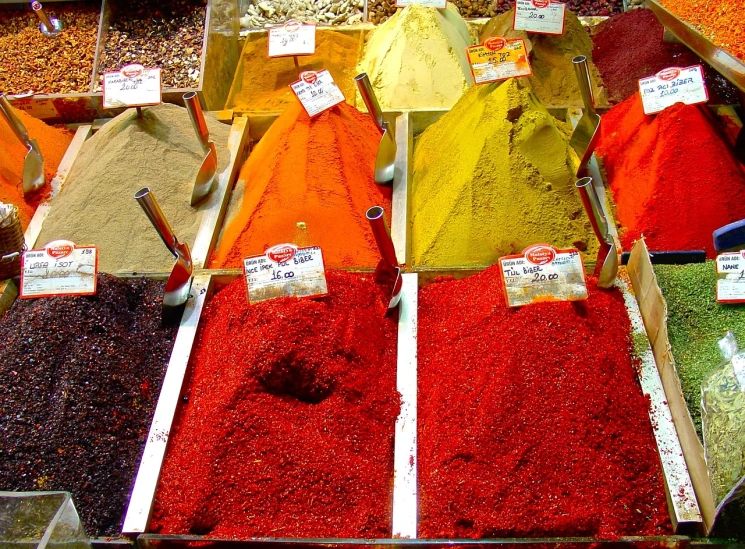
[411,78,597,268]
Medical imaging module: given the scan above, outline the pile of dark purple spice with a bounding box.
[0,274,177,537]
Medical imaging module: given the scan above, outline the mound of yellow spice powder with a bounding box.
[411,78,596,268]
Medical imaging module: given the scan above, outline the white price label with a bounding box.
[21,240,97,299]
[9,95,60,120]
[290,70,345,117]
[638,65,708,115]
[466,37,532,84]
[499,244,587,308]
[513,0,565,35]
[268,20,316,57]
[395,0,446,7]
[244,244,328,304]
[716,251,745,303]
[103,64,162,110]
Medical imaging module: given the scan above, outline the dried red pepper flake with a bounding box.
[417,266,671,538]
[151,271,399,538]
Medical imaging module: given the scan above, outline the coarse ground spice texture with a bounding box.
[212,101,390,269]
[653,262,745,539]
[0,275,177,537]
[0,110,73,229]
[591,9,737,104]
[417,266,671,538]
[411,78,595,268]
[596,94,745,257]
[226,31,361,113]
[151,272,399,538]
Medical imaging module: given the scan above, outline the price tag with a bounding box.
[290,70,345,117]
[244,244,328,305]
[20,240,98,299]
[466,37,532,84]
[499,244,587,308]
[103,64,162,110]
[638,65,708,115]
[716,251,745,303]
[513,0,565,35]
[395,0,446,7]
[268,20,316,57]
[9,95,60,120]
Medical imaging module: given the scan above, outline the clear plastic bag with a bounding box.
[702,331,745,513]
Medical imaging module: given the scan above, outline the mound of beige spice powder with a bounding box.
[37,104,230,273]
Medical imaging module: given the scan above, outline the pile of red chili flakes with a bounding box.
[417,265,672,539]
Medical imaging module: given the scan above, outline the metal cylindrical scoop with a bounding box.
[184,92,217,206]
[355,73,396,186]
[31,1,63,37]
[569,55,601,177]
[575,177,617,289]
[135,188,193,308]
[0,93,45,196]
[366,206,402,311]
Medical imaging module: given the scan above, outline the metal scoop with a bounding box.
[31,1,63,37]
[366,206,403,311]
[0,94,45,196]
[576,177,617,289]
[135,187,193,309]
[569,55,601,177]
[183,92,217,206]
[355,73,396,185]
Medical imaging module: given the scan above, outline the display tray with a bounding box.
[126,266,699,546]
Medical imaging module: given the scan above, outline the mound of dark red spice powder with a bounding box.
[150,271,399,538]
[597,94,745,257]
[591,9,738,104]
[417,266,671,538]
[0,275,177,537]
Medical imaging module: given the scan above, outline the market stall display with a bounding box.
[35,104,232,273]
[356,3,473,110]
[211,101,391,269]
[410,78,595,268]
[417,266,672,537]
[0,2,100,95]
[150,271,399,538]
[0,275,178,537]
[596,94,745,257]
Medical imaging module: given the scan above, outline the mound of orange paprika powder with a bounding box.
[417,265,671,538]
[211,101,391,269]
[597,93,745,258]
[150,271,399,538]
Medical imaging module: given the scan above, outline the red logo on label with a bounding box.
[31,1,42,11]
[301,71,318,84]
[532,0,550,8]
[283,19,301,32]
[657,67,680,81]
[46,241,74,259]
[266,244,298,264]
[525,245,556,266]
[121,64,144,78]
[484,37,506,52]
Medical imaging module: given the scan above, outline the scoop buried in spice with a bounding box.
[569,56,601,177]
[354,73,396,185]
[183,92,217,206]
[134,187,193,309]
[32,1,64,37]
[0,94,45,196]
[576,177,617,288]
[366,205,402,311]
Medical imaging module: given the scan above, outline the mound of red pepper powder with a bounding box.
[151,271,399,538]
[417,266,671,538]
[0,275,177,537]
[597,94,745,257]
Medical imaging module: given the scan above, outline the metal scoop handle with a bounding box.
[367,205,398,271]
[134,188,179,258]
[572,55,596,117]
[0,94,33,149]
[575,177,609,243]
[355,73,384,132]
[184,92,210,150]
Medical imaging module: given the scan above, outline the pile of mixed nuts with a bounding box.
[240,0,364,28]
